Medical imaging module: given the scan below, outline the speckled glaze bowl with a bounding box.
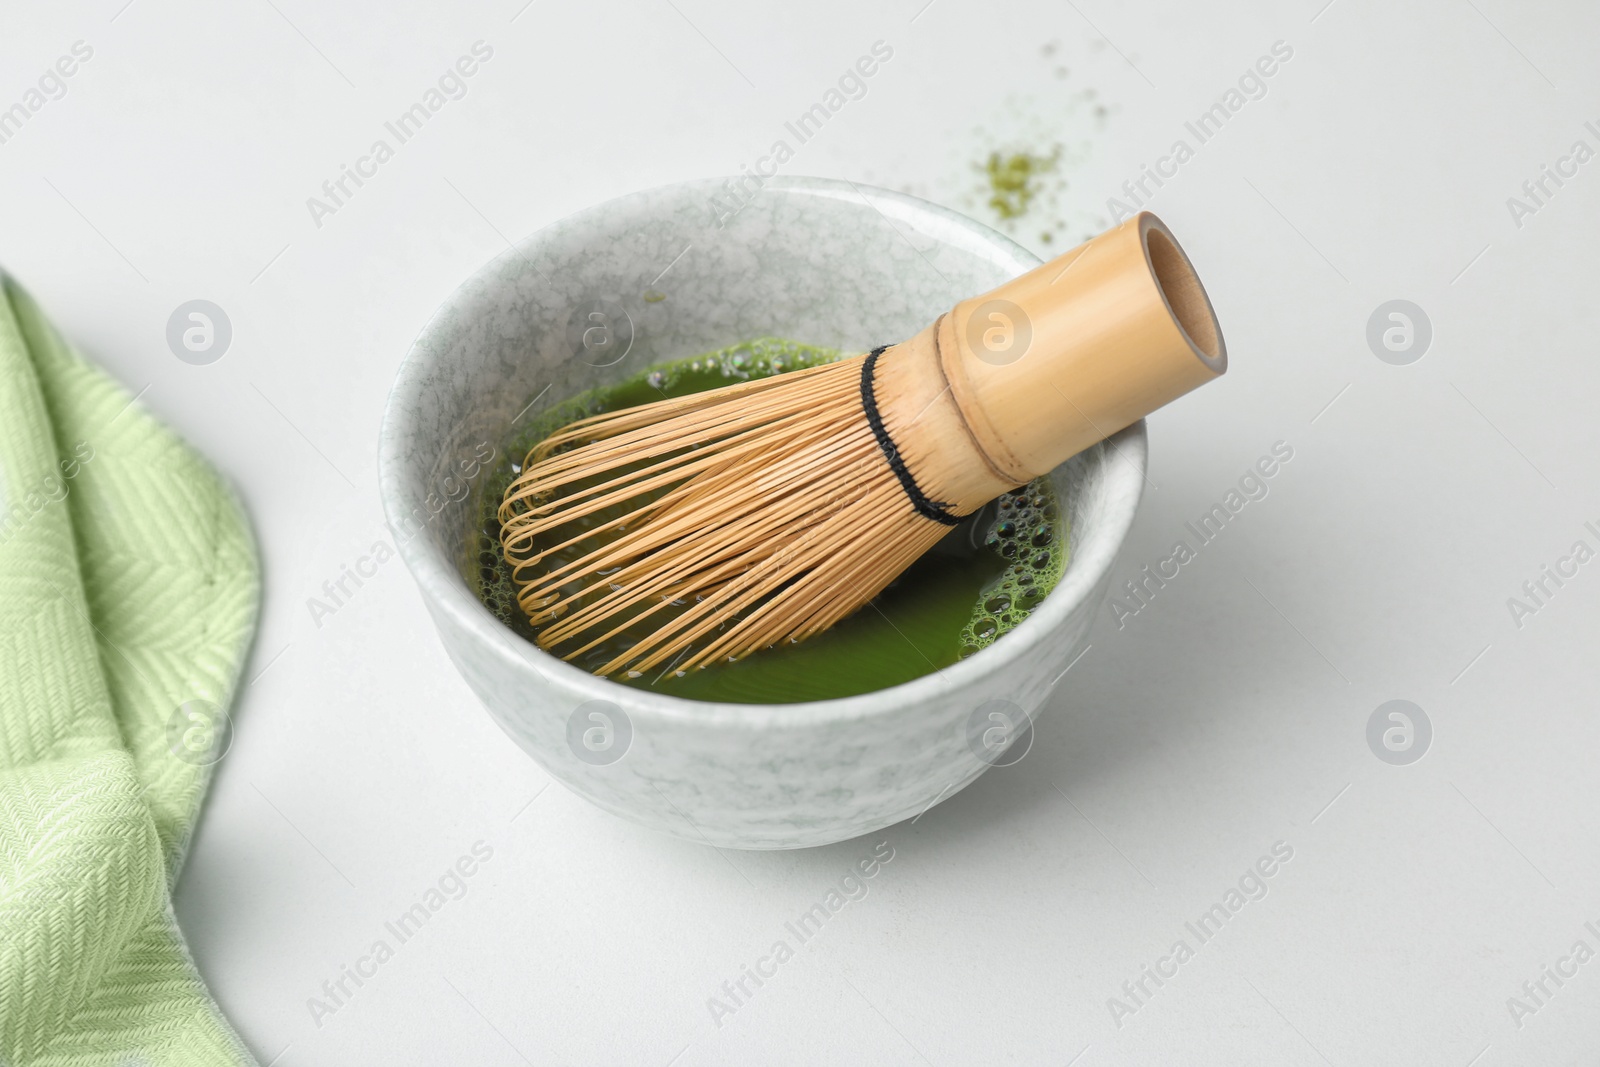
[379,177,1146,850]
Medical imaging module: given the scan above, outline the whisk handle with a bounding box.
[938,212,1226,484]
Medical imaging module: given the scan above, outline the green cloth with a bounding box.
[0,277,259,1066]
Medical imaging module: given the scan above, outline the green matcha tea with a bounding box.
[468,338,1069,703]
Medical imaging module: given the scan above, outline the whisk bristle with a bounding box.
[498,350,956,676]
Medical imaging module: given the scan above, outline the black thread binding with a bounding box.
[860,345,961,526]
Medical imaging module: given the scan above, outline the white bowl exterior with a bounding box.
[379,177,1146,849]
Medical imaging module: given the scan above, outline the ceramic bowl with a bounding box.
[378,176,1146,850]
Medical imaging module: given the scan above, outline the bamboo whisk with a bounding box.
[500,212,1226,677]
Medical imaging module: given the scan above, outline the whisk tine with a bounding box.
[499,351,937,675]
[511,419,856,603]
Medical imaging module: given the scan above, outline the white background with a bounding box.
[4,0,1599,1063]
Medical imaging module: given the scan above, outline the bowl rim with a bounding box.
[378,175,1147,730]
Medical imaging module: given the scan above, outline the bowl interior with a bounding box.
[379,177,1143,711]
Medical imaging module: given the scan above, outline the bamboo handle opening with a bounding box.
[1145,223,1223,364]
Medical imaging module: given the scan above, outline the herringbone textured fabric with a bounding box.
[0,277,259,1066]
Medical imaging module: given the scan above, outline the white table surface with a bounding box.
[6,0,1599,1062]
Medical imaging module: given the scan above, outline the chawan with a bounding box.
[378,177,1148,850]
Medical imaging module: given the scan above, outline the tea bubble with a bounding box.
[961,475,1066,654]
